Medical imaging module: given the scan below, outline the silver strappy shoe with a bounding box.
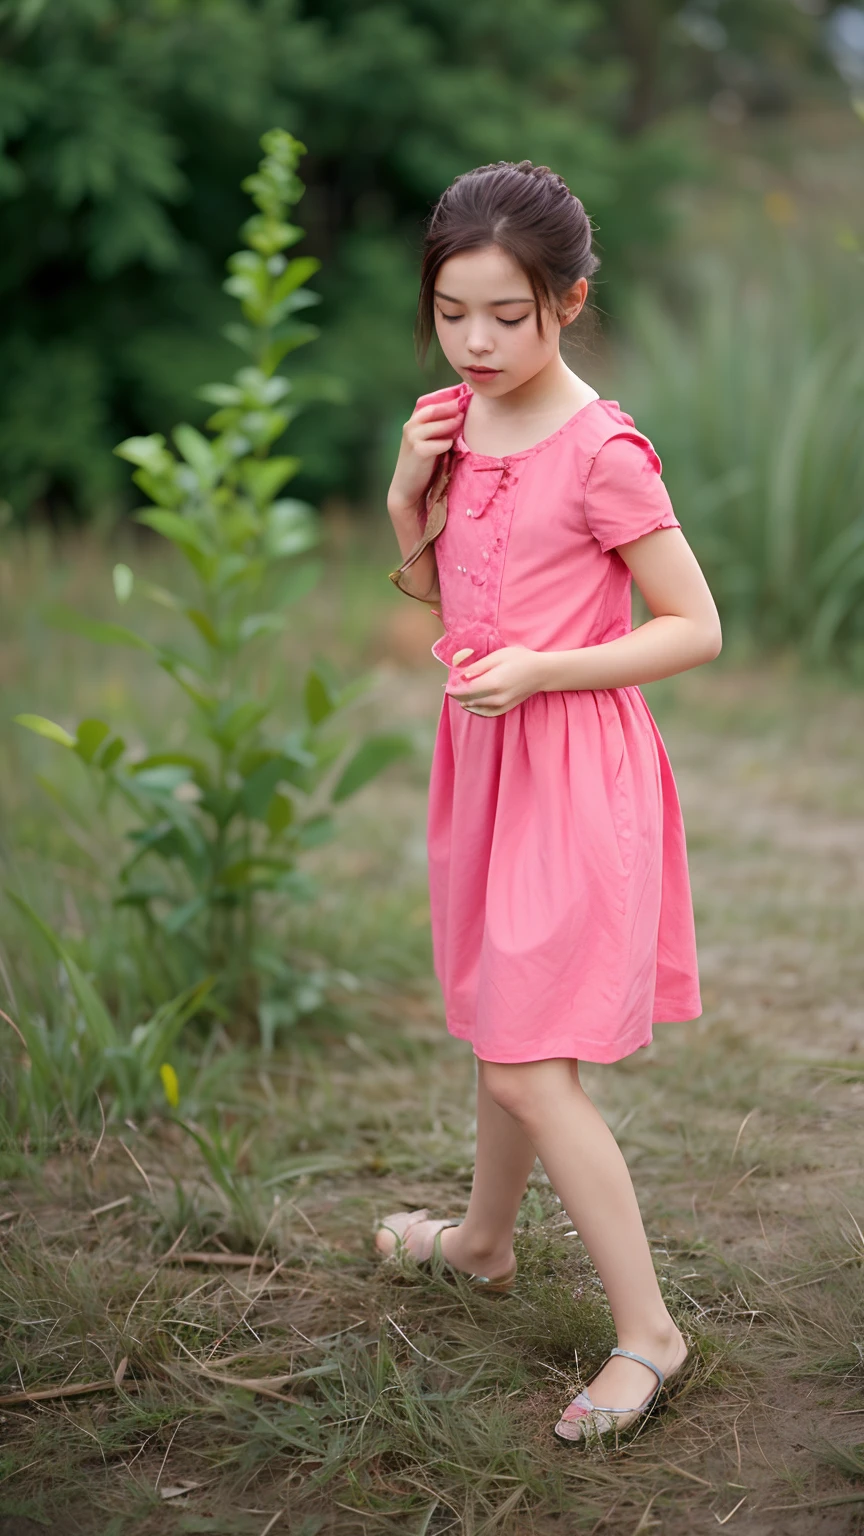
[374,1209,517,1292]
[554,1341,688,1444]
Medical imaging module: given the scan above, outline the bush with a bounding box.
[617,241,864,666]
[14,130,412,1046]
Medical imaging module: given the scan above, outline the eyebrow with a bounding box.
[433,290,534,306]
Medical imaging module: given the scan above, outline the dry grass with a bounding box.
[1,531,863,1532]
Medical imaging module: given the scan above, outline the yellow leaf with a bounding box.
[160,1063,180,1108]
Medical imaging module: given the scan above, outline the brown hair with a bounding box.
[415,159,601,361]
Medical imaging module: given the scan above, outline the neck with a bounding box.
[474,355,589,420]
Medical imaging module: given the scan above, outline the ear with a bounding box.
[560,276,588,327]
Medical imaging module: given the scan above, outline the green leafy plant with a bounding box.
[618,241,864,665]
[14,130,411,1038]
[0,896,216,1137]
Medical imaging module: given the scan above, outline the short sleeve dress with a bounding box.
[402,382,702,1065]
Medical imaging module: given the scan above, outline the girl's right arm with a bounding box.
[387,387,464,601]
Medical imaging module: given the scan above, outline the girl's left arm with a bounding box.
[537,526,722,692]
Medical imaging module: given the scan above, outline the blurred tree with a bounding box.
[0,0,842,519]
[595,0,838,134]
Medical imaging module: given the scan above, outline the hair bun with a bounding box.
[415,159,601,362]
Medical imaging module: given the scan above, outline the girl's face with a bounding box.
[433,244,585,397]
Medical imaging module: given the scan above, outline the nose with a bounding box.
[466,324,495,356]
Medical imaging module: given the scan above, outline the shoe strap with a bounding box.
[609,1347,665,1386]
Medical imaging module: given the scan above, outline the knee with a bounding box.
[481,1058,576,1127]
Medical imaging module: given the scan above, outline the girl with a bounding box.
[376,160,721,1445]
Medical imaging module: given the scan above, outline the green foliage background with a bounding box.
[0,0,837,519]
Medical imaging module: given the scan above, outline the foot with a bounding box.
[557,1324,688,1441]
[374,1209,517,1286]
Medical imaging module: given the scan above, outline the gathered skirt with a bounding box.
[426,684,702,1064]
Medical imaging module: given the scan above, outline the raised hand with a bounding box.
[387,385,466,515]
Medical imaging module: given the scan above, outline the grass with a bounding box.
[1,531,864,1532]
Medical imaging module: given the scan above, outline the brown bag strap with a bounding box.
[388,451,451,604]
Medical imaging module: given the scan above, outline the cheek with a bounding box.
[508,321,555,369]
[434,320,460,363]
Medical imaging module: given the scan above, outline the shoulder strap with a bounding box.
[388,450,452,603]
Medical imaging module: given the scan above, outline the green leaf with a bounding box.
[113,563,134,603]
[210,700,270,751]
[331,733,413,803]
[98,736,126,771]
[237,612,284,643]
[197,787,240,828]
[173,423,218,485]
[6,894,117,1051]
[265,499,319,559]
[261,324,320,371]
[266,790,294,836]
[132,469,184,510]
[135,510,214,556]
[217,856,296,889]
[129,765,192,794]
[136,581,183,612]
[296,814,335,849]
[114,434,173,473]
[186,608,220,648]
[304,669,336,726]
[222,322,255,355]
[196,382,243,407]
[157,655,216,714]
[131,752,213,789]
[74,718,111,764]
[45,607,155,652]
[312,732,350,773]
[270,256,322,305]
[14,714,76,748]
[239,756,290,821]
[240,457,300,507]
[160,896,209,936]
[130,978,214,1073]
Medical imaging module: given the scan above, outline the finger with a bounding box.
[415,385,464,409]
[408,402,464,427]
[452,648,475,665]
[411,416,463,440]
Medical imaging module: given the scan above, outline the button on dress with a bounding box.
[418,382,702,1065]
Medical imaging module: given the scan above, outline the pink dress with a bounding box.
[422,382,702,1065]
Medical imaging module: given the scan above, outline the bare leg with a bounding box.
[439,1057,538,1276]
[376,1056,537,1278]
[481,1056,686,1407]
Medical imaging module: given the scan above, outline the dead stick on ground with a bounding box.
[165,1251,272,1268]
[119,1139,153,1195]
[0,1378,139,1407]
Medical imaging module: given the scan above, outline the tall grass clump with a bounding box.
[616,241,864,667]
[12,130,412,1048]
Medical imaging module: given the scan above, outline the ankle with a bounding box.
[616,1317,683,1353]
[454,1225,514,1261]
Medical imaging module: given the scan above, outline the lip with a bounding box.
[465,366,501,377]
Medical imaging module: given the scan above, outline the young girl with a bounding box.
[376,160,721,1445]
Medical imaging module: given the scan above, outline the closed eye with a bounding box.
[438,312,531,328]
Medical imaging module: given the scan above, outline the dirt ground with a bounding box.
[344,643,864,1534]
[2,645,863,1534]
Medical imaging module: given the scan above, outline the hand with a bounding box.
[387,385,466,515]
[445,646,548,716]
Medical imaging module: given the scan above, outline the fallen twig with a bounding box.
[165,1250,273,1269]
[0,1376,138,1407]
